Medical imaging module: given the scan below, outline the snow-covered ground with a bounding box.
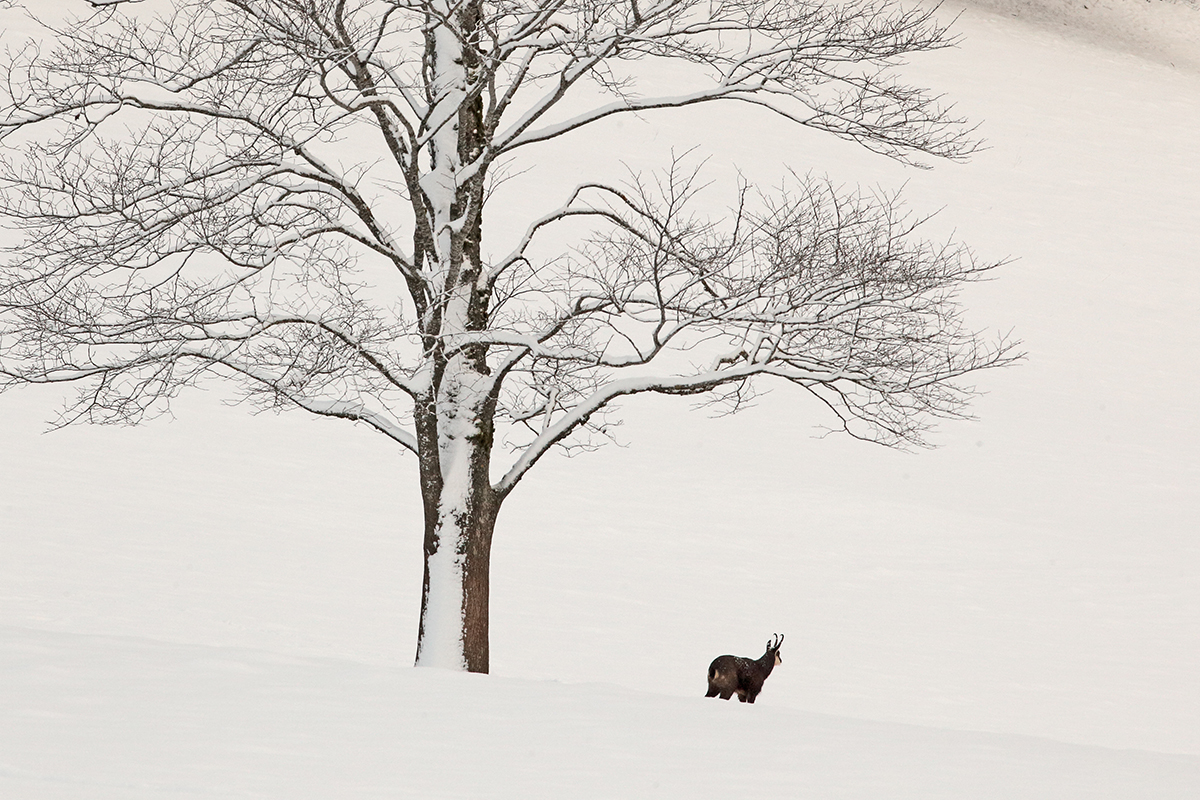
[4,627,1199,798]
[2,0,1199,796]
[955,0,1200,71]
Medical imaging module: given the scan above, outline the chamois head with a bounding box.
[705,633,785,704]
[767,633,784,666]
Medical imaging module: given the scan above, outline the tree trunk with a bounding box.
[415,470,497,672]
[412,0,496,673]
[413,358,499,673]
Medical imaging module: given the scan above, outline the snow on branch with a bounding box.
[0,0,1019,671]
[480,0,976,165]
[489,165,1019,493]
[0,0,1013,503]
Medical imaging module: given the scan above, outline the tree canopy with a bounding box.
[0,0,1018,671]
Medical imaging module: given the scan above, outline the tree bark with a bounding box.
[412,381,496,671]
[409,0,497,673]
[413,352,499,673]
[415,469,498,672]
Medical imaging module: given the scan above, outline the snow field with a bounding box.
[4,626,1199,799]
[2,0,1200,796]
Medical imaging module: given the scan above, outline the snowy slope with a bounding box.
[2,0,1200,796]
[4,626,1199,799]
[954,0,1200,71]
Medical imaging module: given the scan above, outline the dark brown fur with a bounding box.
[705,634,784,703]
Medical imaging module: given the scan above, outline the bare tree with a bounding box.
[0,0,1017,672]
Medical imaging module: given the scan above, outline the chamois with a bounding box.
[705,634,784,703]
